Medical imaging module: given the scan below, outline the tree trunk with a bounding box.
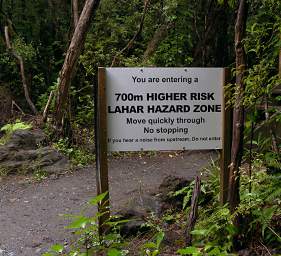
[54,0,101,130]
[227,0,248,213]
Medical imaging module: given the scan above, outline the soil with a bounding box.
[0,150,217,256]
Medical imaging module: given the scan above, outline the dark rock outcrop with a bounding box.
[118,175,192,237]
[0,129,70,175]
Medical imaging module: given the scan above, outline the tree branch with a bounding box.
[142,21,175,63]
[72,0,79,28]
[42,90,55,123]
[111,0,151,67]
[4,26,37,115]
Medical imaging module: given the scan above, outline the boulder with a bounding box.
[117,175,192,237]
[5,130,40,150]
[118,194,162,237]
[0,129,70,175]
[157,175,192,210]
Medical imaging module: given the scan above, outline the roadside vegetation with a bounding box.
[42,162,281,256]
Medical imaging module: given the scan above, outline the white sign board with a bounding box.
[105,67,224,151]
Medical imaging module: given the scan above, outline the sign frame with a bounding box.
[95,67,231,234]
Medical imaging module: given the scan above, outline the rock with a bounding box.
[117,175,192,237]
[157,175,192,210]
[117,194,162,237]
[118,193,163,219]
[120,218,148,237]
[5,129,46,150]
[0,130,70,175]
[163,229,184,246]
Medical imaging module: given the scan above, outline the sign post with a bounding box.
[96,67,110,235]
[220,68,232,204]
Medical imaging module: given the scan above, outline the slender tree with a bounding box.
[54,0,101,131]
[228,0,248,213]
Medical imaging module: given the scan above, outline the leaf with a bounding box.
[207,247,221,255]
[156,231,164,248]
[190,229,208,236]
[88,191,108,205]
[261,207,276,237]
[177,246,201,255]
[66,216,89,229]
[219,208,230,216]
[183,194,191,209]
[106,218,131,226]
[143,242,157,249]
[152,250,159,256]
[107,248,123,256]
[51,244,64,253]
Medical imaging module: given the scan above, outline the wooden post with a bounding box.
[279,40,281,78]
[220,68,232,204]
[96,67,110,235]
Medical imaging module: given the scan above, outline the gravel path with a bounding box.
[0,150,217,256]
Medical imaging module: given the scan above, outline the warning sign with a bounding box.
[105,68,224,151]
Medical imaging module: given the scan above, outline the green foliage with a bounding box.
[2,0,235,120]
[0,120,32,133]
[43,192,128,256]
[141,231,164,256]
[178,245,231,256]
[237,168,281,247]
[36,79,58,112]
[0,0,70,109]
[174,158,281,254]
[70,86,94,126]
[189,206,236,254]
[13,37,37,61]
[53,138,95,167]
[0,167,9,176]
[0,120,32,145]
[182,177,236,254]
[173,161,221,210]
[42,158,281,255]
[33,169,48,182]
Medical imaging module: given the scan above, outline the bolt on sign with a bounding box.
[105,68,224,152]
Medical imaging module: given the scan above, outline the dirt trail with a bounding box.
[0,150,217,256]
